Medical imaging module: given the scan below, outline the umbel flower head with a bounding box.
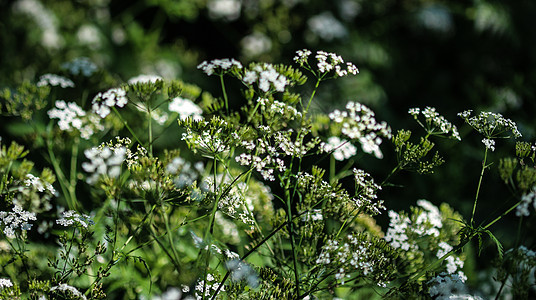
[197,58,243,76]
[329,101,391,159]
[408,107,461,140]
[458,110,522,139]
[37,73,75,88]
[0,205,36,238]
[82,146,126,184]
[48,100,104,139]
[91,88,128,118]
[294,49,358,78]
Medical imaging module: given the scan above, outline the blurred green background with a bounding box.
[1,0,536,295]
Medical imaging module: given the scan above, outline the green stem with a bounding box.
[162,206,180,268]
[60,227,77,282]
[147,104,153,156]
[220,74,229,114]
[471,148,489,225]
[112,107,143,146]
[46,139,73,209]
[304,78,321,116]
[68,137,80,209]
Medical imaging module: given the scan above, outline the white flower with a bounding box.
[127,74,163,84]
[308,12,347,41]
[0,205,36,238]
[197,58,242,76]
[24,174,56,194]
[293,49,312,65]
[458,110,522,139]
[207,0,241,21]
[48,101,103,139]
[91,88,128,118]
[82,146,126,184]
[50,283,86,300]
[37,74,74,88]
[61,57,97,77]
[482,138,495,151]
[12,0,63,50]
[329,102,390,159]
[321,136,357,161]
[242,64,288,93]
[516,186,536,217]
[409,106,460,140]
[56,210,94,228]
[0,278,13,289]
[169,97,203,121]
[241,32,272,58]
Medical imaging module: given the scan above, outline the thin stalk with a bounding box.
[60,227,77,282]
[494,276,508,300]
[112,107,142,146]
[46,139,73,209]
[220,74,229,114]
[162,206,180,268]
[68,137,80,209]
[304,78,321,115]
[471,148,489,225]
[147,103,153,156]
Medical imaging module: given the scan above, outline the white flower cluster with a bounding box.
[56,210,94,228]
[242,64,288,93]
[321,136,357,161]
[316,51,359,77]
[437,241,464,274]
[458,110,522,139]
[24,174,56,194]
[182,127,230,155]
[294,49,358,77]
[385,200,443,251]
[329,101,391,159]
[308,12,347,41]
[0,278,13,289]
[61,57,98,77]
[169,97,203,121]
[504,245,536,272]
[408,107,461,140]
[293,49,312,65]
[353,168,385,215]
[166,157,204,188]
[91,88,128,118]
[225,259,259,288]
[516,186,536,217]
[207,0,241,21]
[482,138,495,151]
[0,205,36,238]
[428,273,481,300]
[315,234,391,287]
[82,146,126,184]
[273,129,319,158]
[50,283,87,300]
[127,74,163,85]
[48,100,104,139]
[235,136,286,181]
[202,175,255,226]
[37,74,74,88]
[12,0,62,50]
[194,273,225,300]
[241,32,272,58]
[257,98,301,119]
[197,58,242,76]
